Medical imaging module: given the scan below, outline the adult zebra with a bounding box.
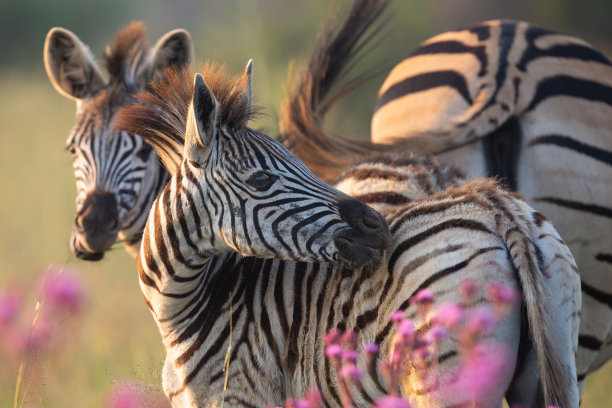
[44,21,193,260]
[281,16,609,393]
[114,57,579,407]
[369,20,612,387]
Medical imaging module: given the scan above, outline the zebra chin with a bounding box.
[70,231,115,261]
[332,233,386,269]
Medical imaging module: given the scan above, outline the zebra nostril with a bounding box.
[362,213,383,231]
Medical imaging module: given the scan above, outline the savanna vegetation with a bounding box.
[0,0,610,406]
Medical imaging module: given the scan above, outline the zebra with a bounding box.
[44,21,193,260]
[280,15,608,394]
[114,50,579,407]
[369,19,612,392]
[276,2,580,406]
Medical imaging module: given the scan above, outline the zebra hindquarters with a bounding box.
[385,203,522,407]
[517,107,612,387]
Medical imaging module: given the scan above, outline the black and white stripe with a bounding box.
[115,35,579,408]
[370,20,612,391]
[44,22,192,260]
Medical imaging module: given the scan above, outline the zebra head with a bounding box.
[44,22,193,260]
[117,62,391,268]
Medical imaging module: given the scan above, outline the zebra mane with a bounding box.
[104,21,150,86]
[114,63,255,174]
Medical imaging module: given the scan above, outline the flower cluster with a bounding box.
[1,265,87,406]
[289,280,523,408]
[107,380,171,408]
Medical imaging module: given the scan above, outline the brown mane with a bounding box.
[114,62,255,173]
[104,21,149,84]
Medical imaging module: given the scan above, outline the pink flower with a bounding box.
[487,283,520,305]
[454,344,510,402]
[324,328,342,345]
[412,289,434,304]
[342,349,359,362]
[459,280,479,302]
[0,291,20,326]
[325,344,343,358]
[298,390,323,408]
[375,396,411,408]
[390,310,405,323]
[340,330,358,348]
[339,363,363,380]
[363,342,379,354]
[41,268,86,312]
[397,318,415,337]
[425,326,447,343]
[107,380,170,408]
[434,302,464,329]
[466,308,496,337]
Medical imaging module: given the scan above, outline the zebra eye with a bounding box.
[135,143,152,161]
[66,144,76,155]
[246,171,276,191]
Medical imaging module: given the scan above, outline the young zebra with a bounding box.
[280,15,605,394]
[44,22,193,260]
[369,20,612,387]
[115,59,579,407]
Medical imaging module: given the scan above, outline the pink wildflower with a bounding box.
[107,380,170,408]
[363,342,379,354]
[459,280,479,302]
[298,390,323,408]
[342,349,359,362]
[397,318,415,337]
[325,344,343,358]
[375,396,411,408]
[390,310,404,323]
[41,267,86,313]
[339,363,363,380]
[425,326,447,343]
[454,344,510,402]
[487,283,520,305]
[324,328,342,345]
[412,289,434,304]
[434,302,464,329]
[340,330,358,348]
[0,291,20,326]
[466,308,496,337]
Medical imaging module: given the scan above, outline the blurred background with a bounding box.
[0,0,610,406]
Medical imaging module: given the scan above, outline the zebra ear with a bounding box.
[44,27,106,100]
[185,73,219,163]
[244,59,253,112]
[150,29,193,74]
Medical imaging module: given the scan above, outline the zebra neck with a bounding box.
[119,165,170,258]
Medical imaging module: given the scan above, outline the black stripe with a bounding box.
[534,197,612,220]
[517,25,611,71]
[388,219,492,272]
[582,281,612,308]
[409,40,488,76]
[578,334,603,351]
[596,253,612,264]
[526,75,612,112]
[374,70,473,113]
[527,134,612,167]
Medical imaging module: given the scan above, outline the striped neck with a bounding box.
[118,164,169,258]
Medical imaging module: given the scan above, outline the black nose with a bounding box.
[337,198,391,250]
[74,191,119,253]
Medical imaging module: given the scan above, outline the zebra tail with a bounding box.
[495,187,573,408]
[278,0,400,183]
